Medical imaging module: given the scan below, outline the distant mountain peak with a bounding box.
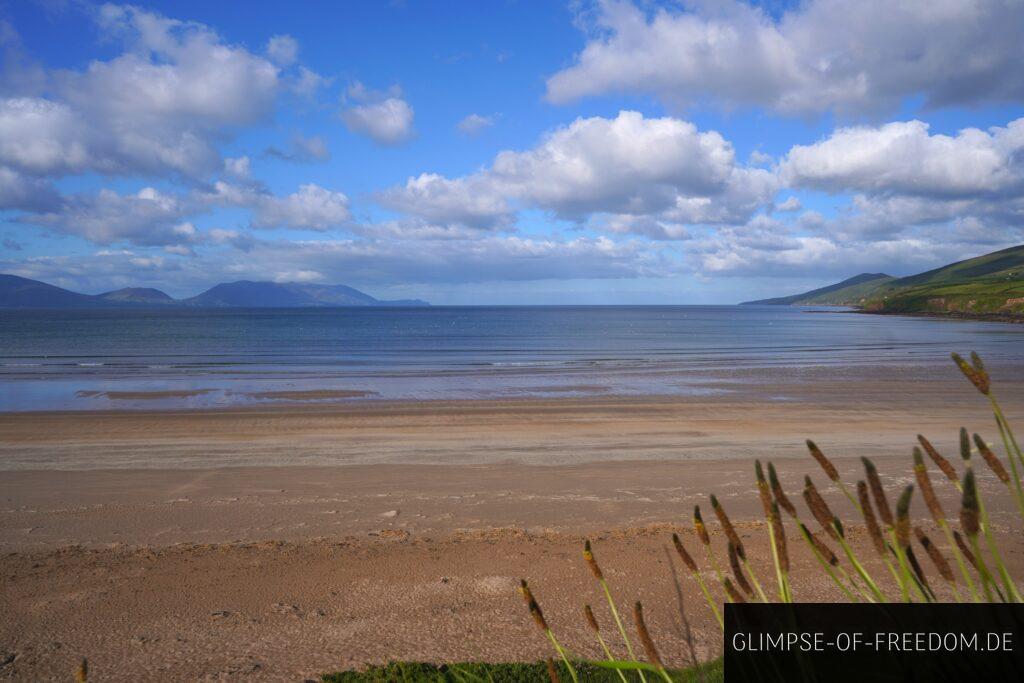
[98,287,175,304]
[0,274,429,309]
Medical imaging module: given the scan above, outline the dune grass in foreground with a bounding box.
[322,658,724,682]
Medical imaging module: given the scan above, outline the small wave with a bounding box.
[3,362,41,367]
[78,362,104,367]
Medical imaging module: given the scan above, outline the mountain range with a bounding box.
[743,244,1024,317]
[0,275,428,309]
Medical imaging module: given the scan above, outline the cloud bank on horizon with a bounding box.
[1,0,1023,303]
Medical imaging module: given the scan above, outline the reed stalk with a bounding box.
[520,579,579,683]
[671,533,723,628]
[914,527,961,602]
[584,605,629,683]
[583,541,645,682]
[804,476,886,602]
[894,485,928,602]
[974,433,1024,520]
[771,462,862,600]
[913,446,980,601]
[711,494,768,603]
[807,440,858,510]
[958,437,1021,602]
[918,434,960,487]
[959,469,998,602]
[756,461,790,601]
[633,602,674,683]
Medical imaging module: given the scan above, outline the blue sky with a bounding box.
[1,0,1023,303]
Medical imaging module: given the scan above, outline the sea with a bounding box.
[1,306,1022,412]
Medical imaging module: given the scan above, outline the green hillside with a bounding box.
[863,245,1024,316]
[742,272,894,305]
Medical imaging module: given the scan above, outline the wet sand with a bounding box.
[2,377,1023,680]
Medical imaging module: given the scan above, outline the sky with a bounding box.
[1,0,1023,304]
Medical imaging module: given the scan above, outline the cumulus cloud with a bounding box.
[0,167,60,212]
[546,0,1024,115]
[381,111,777,229]
[0,6,287,181]
[25,186,198,246]
[377,173,511,229]
[341,82,415,145]
[457,113,495,136]
[781,118,1024,198]
[212,181,351,231]
[248,183,351,230]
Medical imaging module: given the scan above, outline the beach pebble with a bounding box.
[380,509,399,518]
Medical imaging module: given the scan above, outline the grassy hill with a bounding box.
[863,244,1024,316]
[743,272,894,305]
[744,245,1024,318]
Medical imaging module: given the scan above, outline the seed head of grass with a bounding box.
[800,522,840,566]
[895,485,914,549]
[960,427,971,461]
[671,532,698,573]
[755,460,773,517]
[546,658,561,683]
[973,433,1010,484]
[914,527,954,584]
[862,457,894,528]
[917,434,958,483]
[723,577,746,603]
[633,602,664,670]
[856,480,887,556]
[770,501,790,574]
[953,529,978,569]
[693,505,710,546]
[728,541,754,596]
[959,469,980,538]
[519,579,550,632]
[806,439,840,482]
[711,494,745,557]
[803,476,840,540]
[952,352,990,395]
[584,604,599,633]
[913,447,945,523]
[583,540,603,581]
[767,462,797,517]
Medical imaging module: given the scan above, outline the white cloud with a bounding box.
[24,186,197,246]
[266,34,298,66]
[0,167,60,212]
[0,5,296,185]
[546,0,1024,115]
[341,82,415,145]
[457,113,495,136]
[377,173,511,229]
[381,111,777,228]
[217,182,351,231]
[781,119,1024,197]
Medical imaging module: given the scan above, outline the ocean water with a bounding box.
[1,306,1022,411]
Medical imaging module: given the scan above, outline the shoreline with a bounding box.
[855,308,1024,323]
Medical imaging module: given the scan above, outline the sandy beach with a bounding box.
[2,373,1024,680]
